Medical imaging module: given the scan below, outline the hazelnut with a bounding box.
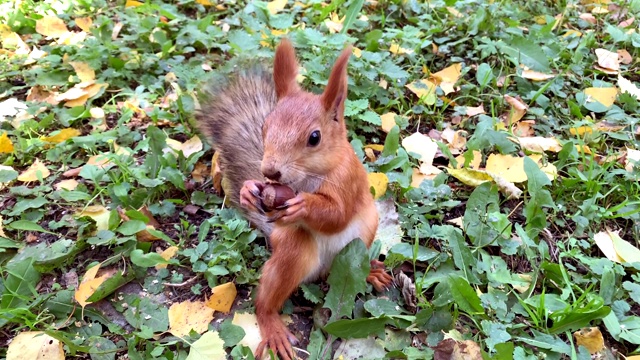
[261,183,296,210]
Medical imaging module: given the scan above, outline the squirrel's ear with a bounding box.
[273,39,300,99]
[321,45,352,121]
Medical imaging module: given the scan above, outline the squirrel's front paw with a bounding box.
[267,194,308,225]
[240,180,265,214]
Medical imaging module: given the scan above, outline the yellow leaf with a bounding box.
[618,75,640,100]
[352,47,362,58]
[485,154,527,183]
[380,112,397,133]
[168,300,215,337]
[90,107,105,119]
[573,327,605,354]
[180,135,204,158]
[267,0,287,14]
[325,12,344,33]
[42,128,81,143]
[521,69,555,81]
[0,24,29,53]
[595,48,619,71]
[517,136,562,153]
[405,79,437,103]
[0,215,6,237]
[18,159,50,182]
[206,282,237,313]
[231,312,293,354]
[75,205,111,231]
[446,6,463,17]
[74,263,116,308]
[368,172,388,199]
[431,63,462,83]
[447,168,493,187]
[125,0,144,7]
[35,16,69,38]
[155,246,179,270]
[70,61,95,82]
[6,332,64,360]
[364,144,384,152]
[569,126,593,136]
[0,132,14,153]
[504,94,528,124]
[411,168,428,188]
[465,105,485,117]
[453,150,482,170]
[188,331,226,358]
[610,230,640,263]
[389,42,413,55]
[196,0,214,5]
[563,29,582,37]
[584,87,618,107]
[56,31,87,45]
[75,17,93,32]
[55,179,79,191]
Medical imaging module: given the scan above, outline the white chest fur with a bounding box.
[303,218,365,282]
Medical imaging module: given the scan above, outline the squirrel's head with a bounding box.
[261,39,353,191]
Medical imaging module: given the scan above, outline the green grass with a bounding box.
[1,0,640,359]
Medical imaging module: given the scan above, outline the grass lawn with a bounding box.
[2,0,640,359]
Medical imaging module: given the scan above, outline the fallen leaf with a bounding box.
[574,327,605,354]
[156,246,179,270]
[441,128,467,154]
[517,136,563,153]
[27,86,59,105]
[618,49,632,65]
[595,121,626,132]
[584,87,618,107]
[18,159,50,182]
[125,0,144,7]
[453,150,482,170]
[0,24,29,53]
[618,75,640,100]
[35,16,69,38]
[402,132,438,168]
[267,0,287,14]
[626,148,640,172]
[75,205,111,232]
[70,61,95,82]
[75,17,93,32]
[352,47,362,58]
[504,95,528,124]
[191,162,209,182]
[431,63,462,95]
[380,112,397,133]
[406,79,437,104]
[168,300,215,337]
[324,12,344,33]
[0,132,14,153]
[206,282,237,313]
[485,154,527,183]
[594,230,640,263]
[368,172,388,199]
[389,42,414,55]
[465,105,485,117]
[195,0,214,5]
[0,98,28,122]
[514,120,535,137]
[55,179,79,191]
[521,69,555,81]
[6,332,64,360]
[570,126,593,136]
[448,168,494,186]
[595,48,620,72]
[74,263,117,308]
[186,331,226,359]
[580,13,597,24]
[232,312,292,355]
[563,29,583,37]
[42,128,81,143]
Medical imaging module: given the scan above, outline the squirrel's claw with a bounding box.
[240,180,266,214]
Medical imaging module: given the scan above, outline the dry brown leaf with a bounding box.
[595,48,620,72]
[27,86,59,105]
[580,13,597,24]
[206,282,237,313]
[75,17,93,32]
[513,120,535,137]
[618,49,632,64]
[574,327,605,354]
[18,159,50,182]
[55,179,79,191]
[465,105,485,117]
[517,136,562,153]
[504,94,528,124]
[168,300,215,337]
[191,162,209,183]
[6,332,64,360]
[35,16,69,38]
[324,12,344,33]
[521,69,555,81]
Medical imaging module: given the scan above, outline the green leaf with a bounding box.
[382,125,399,157]
[117,220,147,236]
[448,275,485,315]
[498,37,550,72]
[130,249,176,268]
[307,329,330,360]
[323,317,386,338]
[7,220,54,234]
[340,0,364,34]
[476,63,494,89]
[88,337,117,360]
[481,320,512,351]
[218,319,245,348]
[0,255,41,311]
[85,269,136,303]
[387,242,438,262]
[516,330,571,353]
[364,299,402,317]
[463,182,500,246]
[324,239,370,320]
[186,331,226,360]
[301,283,324,304]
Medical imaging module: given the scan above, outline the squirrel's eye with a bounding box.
[308,130,321,147]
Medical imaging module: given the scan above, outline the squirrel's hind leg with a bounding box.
[255,227,318,360]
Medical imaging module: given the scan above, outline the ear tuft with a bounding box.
[273,39,300,99]
[321,45,352,120]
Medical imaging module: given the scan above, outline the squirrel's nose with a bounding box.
[263,169,282,181]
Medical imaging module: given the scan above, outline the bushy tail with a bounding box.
[196,68,276,235]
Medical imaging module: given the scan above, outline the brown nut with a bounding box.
[261,183,296,211]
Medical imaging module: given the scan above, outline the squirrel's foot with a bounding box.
[240,180,266,214]
[255,324,297,360]
[367,260,393,292]
[268,194,308,225]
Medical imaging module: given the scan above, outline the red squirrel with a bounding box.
[197,40,392,359]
